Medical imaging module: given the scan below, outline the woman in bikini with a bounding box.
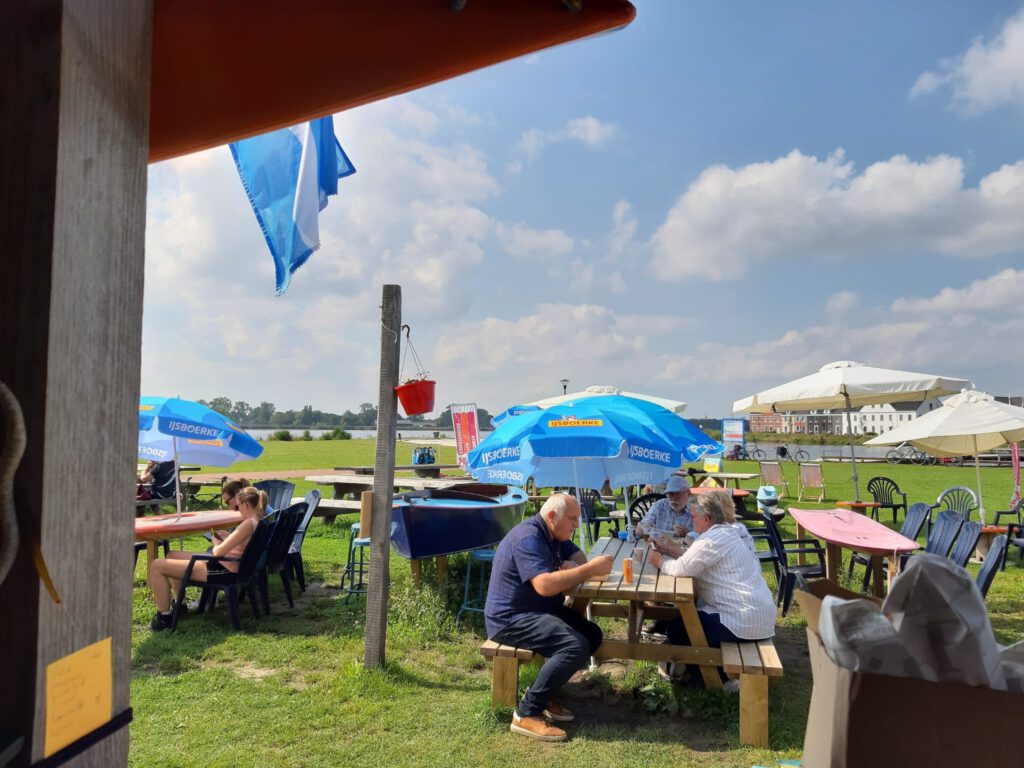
[147,486,268,630]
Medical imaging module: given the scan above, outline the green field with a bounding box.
[130,442,1023,767]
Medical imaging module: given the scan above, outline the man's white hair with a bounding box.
[540,492,576,519]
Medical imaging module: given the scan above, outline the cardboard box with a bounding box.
[796,580,1023,768]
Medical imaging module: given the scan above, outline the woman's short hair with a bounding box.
[235,486,268,517]
[221,478,250,499]
[693,490,734,526]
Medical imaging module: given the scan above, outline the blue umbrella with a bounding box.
[467,395,722,544]
[138,396,263,515]
[490,404,541,428]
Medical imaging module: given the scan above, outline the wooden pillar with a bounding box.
[364,285,401,668]
[0,1,151,765]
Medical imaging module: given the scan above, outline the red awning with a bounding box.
[150,0,636,162]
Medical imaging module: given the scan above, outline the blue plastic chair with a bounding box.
[341,522,370,603]
[976,534,1007,597]
[853,502,931,592]
[902,510,963,569]
[253,479,296,513]
[456,548,495,624]
[287,489,321,592]
[947,520,982,568]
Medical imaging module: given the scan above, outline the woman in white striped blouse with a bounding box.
[647,490,776,673]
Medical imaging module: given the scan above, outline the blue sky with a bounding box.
[143,1,1024,419]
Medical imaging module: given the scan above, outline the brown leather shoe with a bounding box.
[510,712,567,742]
[543,698,574,722]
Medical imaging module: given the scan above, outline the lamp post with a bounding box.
[560,378,569,396]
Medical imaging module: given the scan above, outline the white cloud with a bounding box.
[496,222,574,259]
[656,268,1024,409]
[911,9,1024,113]
[650,149,1024,281]
[510,116,619,170]
[892,267,1024,314]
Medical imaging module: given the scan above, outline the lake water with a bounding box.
[246,428,492,441]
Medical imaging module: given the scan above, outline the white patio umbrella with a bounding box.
[733,361,973,500]
[528,385,687,414]
[866,390,1024,522]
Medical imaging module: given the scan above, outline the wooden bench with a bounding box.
[291,496,362,524]
[720,639,784,747]
[481,637,783,747]
[479,639,539,708]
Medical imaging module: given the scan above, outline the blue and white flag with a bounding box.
[230,116,355,295]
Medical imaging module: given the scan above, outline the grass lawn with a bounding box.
[130,444,1024,767]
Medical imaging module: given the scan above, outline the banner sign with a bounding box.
[722,418,745,444]
[451,403,480,468]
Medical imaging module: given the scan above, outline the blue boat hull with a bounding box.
[390,484,527,559]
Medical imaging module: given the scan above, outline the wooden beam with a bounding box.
[364,285,401,668]
[0,0,151,763]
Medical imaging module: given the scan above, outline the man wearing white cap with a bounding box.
[636,475,694,538]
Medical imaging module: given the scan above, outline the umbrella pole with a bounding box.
[845,394,860,501]
[573,459,592,550]
[974,435,985,524]
[172,436,183,521]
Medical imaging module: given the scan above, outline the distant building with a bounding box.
[748,398,941,435]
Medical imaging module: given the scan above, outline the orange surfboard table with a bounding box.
[135,510,243,564]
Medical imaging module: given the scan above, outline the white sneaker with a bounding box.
[723,678,740,693]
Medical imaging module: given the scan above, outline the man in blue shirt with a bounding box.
[485,493,613,742]
[636,475,693,538]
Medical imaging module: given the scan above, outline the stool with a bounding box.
[341,522,370,603]
[456,548,495,624]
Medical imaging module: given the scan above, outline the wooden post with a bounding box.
[358,490,373,537]
[364,285,401,669]
[0,1,151,764]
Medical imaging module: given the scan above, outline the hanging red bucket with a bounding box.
[395,379,435,416]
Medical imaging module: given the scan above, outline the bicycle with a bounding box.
[748,440,808,462]
[885,443,928,465]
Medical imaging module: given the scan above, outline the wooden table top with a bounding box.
[836,500,882,511]
[333,464,460,473]
[789,508,919,556]
[690,486,750,497]
[306,474,475,489]
[565,536,695,603]
[135,510,242,540]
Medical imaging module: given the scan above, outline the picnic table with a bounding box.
[484,534,784,746]
[134,509,242,565]
[684,470,760,489]
[789,508,919,597]
[333,463,460,479]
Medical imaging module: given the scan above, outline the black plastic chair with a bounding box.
[287,489,321,592]
[743,521,782,587]
[259,503,306,612]
[977,535,1007,596]
[628,492,665,525]
[993,498,1024,526]
[851,502,931,593]
[931,486,979,522]
[866,476,908,523]
[948,520,983,568]
[171,512,279,631]
[253,479,297,513]
[574,488,619,543]
[761,511,826,616]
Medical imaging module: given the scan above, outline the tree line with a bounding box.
[199,397,492,429]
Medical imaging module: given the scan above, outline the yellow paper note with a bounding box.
[44,637,112,757]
